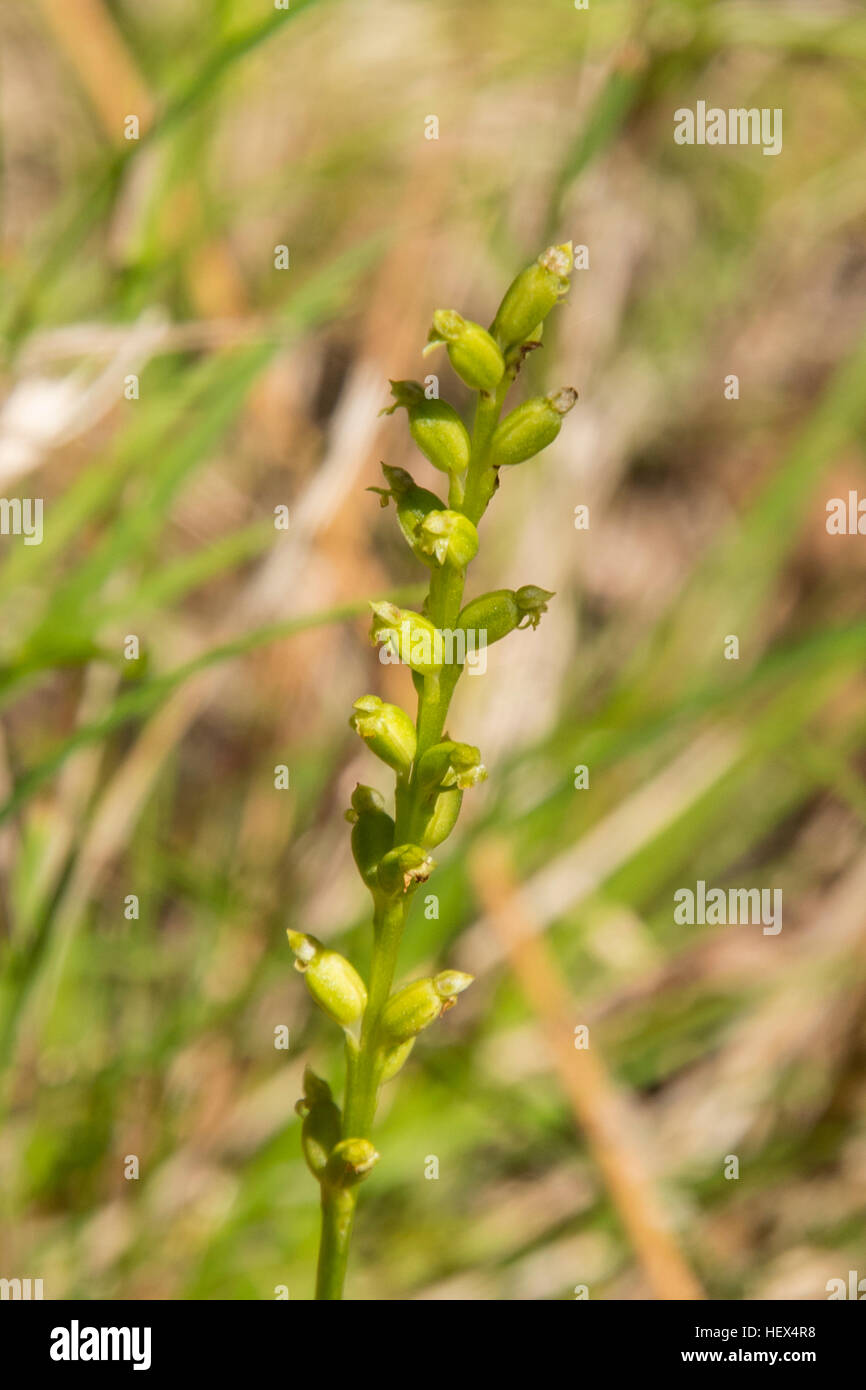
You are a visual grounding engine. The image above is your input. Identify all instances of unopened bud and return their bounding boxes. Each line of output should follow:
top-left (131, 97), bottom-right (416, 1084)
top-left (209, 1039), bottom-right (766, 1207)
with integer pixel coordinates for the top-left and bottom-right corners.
top-left (425, 310), bottom-right (505, 393)
top-left (377, 843), bottom-right (435, 896)
top-left (369, 601), bottom-right (443, 674)
top-left (370, 463), bottom-right (445, 566)
top-left (416, 510), bottom-right (479, 569)
top-left (287, 931), bottom-right (367, 1031)
top-left (381, 380), bottom-right (471, 475)
top-left (345, 784), bottom-right (395, 890)
top-left (379, 970), bottom-right (474, 1045)
top-left (490, 389), bottom-right (577, 467)
top-left (490, 243), bottom-right (573, 350)
top-left (457, 586), bottom-right (554, 646)
top-left (295, 1067), bottom-right (342, 1181)
top-left (325, 1137), bottom-right (380, 1188)
top-left (350, 695), bottom-right (417, 775)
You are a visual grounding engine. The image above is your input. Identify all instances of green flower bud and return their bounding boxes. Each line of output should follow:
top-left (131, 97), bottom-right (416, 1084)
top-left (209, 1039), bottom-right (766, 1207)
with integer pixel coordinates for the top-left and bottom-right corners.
top-left (490, 388), bottom-right (578, 467)
top-left (419, 785), bottom-right (462, 848)
top-left (370, 463), bottom-right (445, 567)
top-left (324, 1138), bottom-right (380, 1188)
top-left (425, 310), bottom-right (505, 393)
top-left (490, 243), bottom-right (573, 350)
top-left (345, 784), bottom-right (395, 890)
top-left (369, 601), bottom-right (443, 674)
top-left (378, 1036), bottom-right (416, 1084)
top-left (295, 1067), bottom-right (342, 1182)
top-left (377, 843), bottom-right (435, 896)
top-left (349, 695), bottom-right (417, 775)
top-left (379, 970), bottom-right (474, 1045)
top-left (414, 745), bottom-right (485, 848)
top-left (287, 931), bottom-right (368, 1031)
top-left (415, 740), bottom-right (487, 792)
top-left (416, 510), bottom-right (479, 569)
top-left (381, 380), bottom-right (470, 475)
top-left (457, 585), bottom-right (555, 645)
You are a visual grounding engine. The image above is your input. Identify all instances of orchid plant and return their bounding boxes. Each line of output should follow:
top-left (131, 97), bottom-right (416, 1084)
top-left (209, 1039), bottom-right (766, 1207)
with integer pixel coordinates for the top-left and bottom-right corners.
top-left (288, 244), bottom-right (577, 1298)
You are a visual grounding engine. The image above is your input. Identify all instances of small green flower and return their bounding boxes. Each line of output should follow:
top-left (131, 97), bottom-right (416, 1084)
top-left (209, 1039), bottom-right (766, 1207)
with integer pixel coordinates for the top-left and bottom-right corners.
top-left (415, 740), bottom-right (487, 792)
top-left (490, 242), bottom-right (573, 350)
top-left (425, 310), bottom-right (505, 392)
top-left (379, 970), bottom-right (474, 1045)
top-left (457, 585), bottom-right (555, 646)
top-left (416, 509), bottom-right (479, 569)
top-left (377, 843), bottom-right (435, 896)
top-left (512, 584), bottom-right (557, 628)
top-left (287, 931), bottom-right (368, 1031)
top-left (324, 1138), bottom-right (380, 1188)
top-left (369, 600), bottom-right (442, 674)
top-left (381, 380), bottom-right (470, 475)
top-left (369, 464), bottom-right (445, 566)
top-left (490, 388), bottom-right (578, 467)
top-left (350, 695), bottom-right (417, 775)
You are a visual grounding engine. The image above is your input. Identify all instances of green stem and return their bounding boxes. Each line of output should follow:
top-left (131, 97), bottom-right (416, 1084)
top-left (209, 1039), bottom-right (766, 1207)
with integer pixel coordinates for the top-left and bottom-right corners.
top-left (313, 367), bottom-right (514, 1299)
top-left (462, 377), bottom-right (511, 523)
top-left (428, 565), bottom-right (465, 631)
top-left (315, 1185), bottom-right (357, 1300)
top-left (316, 900), bottom-right (406, 1301)
top-left (344, 898), bottom-right (406, 1137)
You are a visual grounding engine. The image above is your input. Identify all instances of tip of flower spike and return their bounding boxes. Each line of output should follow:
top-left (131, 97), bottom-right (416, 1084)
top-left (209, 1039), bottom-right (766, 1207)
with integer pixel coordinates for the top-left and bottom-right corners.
top-left (540, 242), bottom-right (573, 277)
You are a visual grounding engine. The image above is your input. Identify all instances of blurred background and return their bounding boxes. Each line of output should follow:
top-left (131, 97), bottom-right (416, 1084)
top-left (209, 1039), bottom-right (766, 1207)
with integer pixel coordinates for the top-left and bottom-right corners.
top-left (1, 0), bottom-right (866, 1301)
